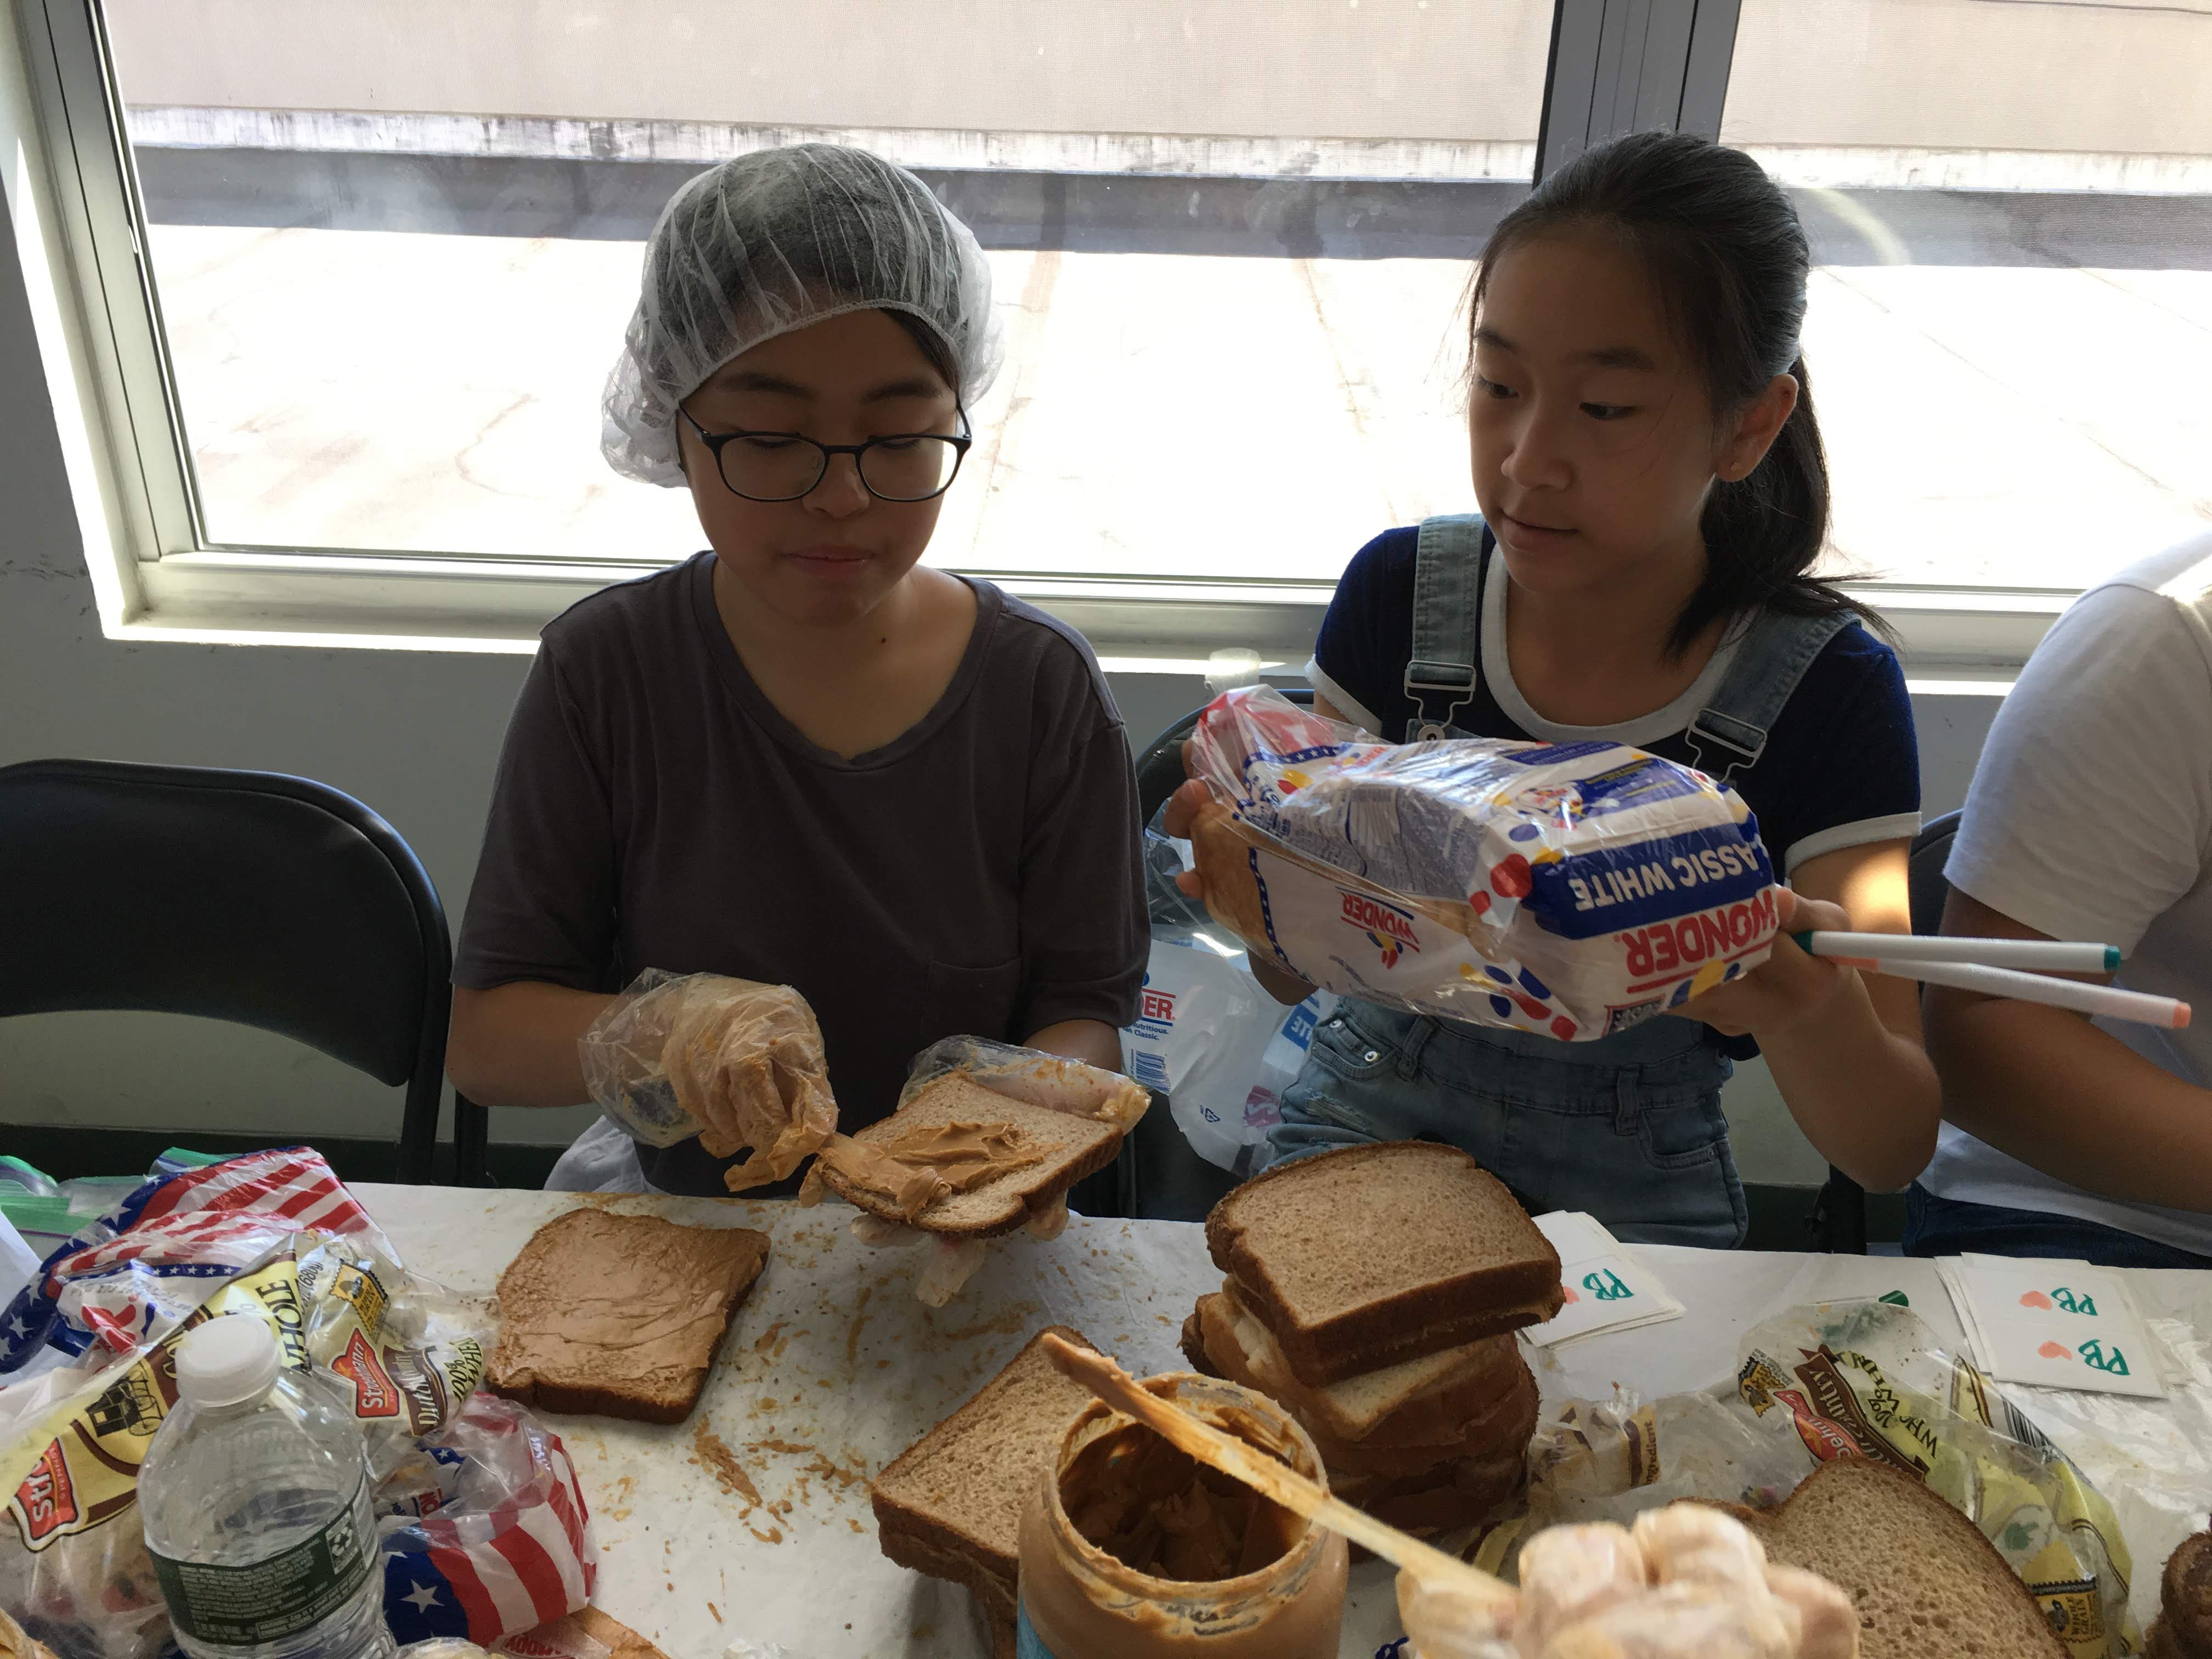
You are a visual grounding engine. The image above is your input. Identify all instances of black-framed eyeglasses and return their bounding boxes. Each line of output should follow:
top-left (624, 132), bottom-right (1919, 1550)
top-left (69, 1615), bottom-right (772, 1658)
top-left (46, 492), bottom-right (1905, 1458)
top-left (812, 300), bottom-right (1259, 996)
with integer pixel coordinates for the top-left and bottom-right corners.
top-left (678, 406), bottom-right (972, 503)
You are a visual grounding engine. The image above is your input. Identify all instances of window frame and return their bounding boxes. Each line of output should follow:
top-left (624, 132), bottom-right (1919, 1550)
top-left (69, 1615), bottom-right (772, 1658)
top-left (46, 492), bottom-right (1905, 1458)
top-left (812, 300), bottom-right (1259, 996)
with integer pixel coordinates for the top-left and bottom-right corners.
top-left (16, 0), bottom-right (2072, 678)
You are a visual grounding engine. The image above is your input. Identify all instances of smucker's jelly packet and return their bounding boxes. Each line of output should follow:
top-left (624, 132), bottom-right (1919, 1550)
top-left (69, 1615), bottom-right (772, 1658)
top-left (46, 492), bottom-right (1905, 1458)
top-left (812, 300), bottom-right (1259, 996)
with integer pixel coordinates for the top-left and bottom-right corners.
top-left (1185, 686), bottom-right (1780, 1041)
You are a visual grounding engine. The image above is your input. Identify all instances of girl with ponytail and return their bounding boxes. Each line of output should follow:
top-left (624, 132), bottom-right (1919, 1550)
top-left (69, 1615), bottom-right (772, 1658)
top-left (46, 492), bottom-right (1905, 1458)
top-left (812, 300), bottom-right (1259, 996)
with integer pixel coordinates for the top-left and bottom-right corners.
top-left (1172, 131), bottom-right (1938, 1246)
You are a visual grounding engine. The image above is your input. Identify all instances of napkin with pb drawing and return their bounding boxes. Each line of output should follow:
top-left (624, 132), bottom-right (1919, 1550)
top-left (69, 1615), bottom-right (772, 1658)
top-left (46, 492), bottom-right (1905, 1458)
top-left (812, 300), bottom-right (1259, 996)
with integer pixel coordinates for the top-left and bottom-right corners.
top-left (1523, 1210), bottom-right (1686, 1348)
top-left (1936, 1254), bottom-right (2165, 1398)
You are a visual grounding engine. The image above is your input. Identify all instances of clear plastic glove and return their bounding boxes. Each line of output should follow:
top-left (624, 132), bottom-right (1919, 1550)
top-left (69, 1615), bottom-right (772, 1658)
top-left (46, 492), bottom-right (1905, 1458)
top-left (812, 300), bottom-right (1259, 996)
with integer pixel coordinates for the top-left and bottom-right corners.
top-left (578, 969), bottom-right (837, 1192)
top-left (1397, 1508), bottom-right (1859, 1659)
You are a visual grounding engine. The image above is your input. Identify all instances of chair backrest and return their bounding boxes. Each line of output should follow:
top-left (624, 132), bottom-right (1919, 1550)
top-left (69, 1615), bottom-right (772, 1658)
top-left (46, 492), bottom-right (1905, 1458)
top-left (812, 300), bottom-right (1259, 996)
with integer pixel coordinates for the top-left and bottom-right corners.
top-left (0, 759), bottom-right (453, 1181)
top-left (1909, 809), bottom-right (1963, 938)
top-left (1134, 688), bottom-right (1313, 828)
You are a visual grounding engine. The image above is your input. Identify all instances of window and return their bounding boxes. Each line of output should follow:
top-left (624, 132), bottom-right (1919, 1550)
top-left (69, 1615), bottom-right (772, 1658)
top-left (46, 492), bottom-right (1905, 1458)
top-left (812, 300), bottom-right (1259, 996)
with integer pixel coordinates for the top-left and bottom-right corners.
top-left (21, 1), bottom-right (2199, 669)
top-left (1721, 0), bottom-right (2212, 595)
top-left (22, 0), bottom-right (1557, 656)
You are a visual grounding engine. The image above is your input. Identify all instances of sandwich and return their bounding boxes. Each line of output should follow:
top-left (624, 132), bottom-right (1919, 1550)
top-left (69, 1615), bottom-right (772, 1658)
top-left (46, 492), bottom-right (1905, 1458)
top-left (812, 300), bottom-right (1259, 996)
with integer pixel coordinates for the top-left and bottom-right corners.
top-left (1204, 1142), bottom-right (1564, 1384)
top-left (1181, 1142), bottom-right (1561, 1537)
top-left (871, 1325), bottom-right (1102, 1658)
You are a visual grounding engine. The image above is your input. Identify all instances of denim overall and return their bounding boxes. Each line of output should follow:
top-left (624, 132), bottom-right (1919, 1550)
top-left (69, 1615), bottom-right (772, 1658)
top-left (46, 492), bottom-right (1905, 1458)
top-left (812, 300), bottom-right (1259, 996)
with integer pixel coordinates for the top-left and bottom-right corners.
top-left (1269, 515), bottom-right (1853, 1248)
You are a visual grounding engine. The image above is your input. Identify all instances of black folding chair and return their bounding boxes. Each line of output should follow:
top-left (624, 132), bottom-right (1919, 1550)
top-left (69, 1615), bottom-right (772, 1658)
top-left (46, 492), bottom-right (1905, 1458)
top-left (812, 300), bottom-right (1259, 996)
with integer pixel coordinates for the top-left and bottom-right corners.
top-left (0, 759), bottom-right (454, 1183)
top-left (1805, 808), bottom-right (1962, 1253)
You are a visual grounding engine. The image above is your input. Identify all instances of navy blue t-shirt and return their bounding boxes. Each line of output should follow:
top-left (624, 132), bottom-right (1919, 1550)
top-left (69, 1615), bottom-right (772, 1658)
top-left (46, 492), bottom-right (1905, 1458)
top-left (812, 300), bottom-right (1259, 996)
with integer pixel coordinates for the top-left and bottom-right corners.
top-left (1310, 527), bottom-right (1921, 1051)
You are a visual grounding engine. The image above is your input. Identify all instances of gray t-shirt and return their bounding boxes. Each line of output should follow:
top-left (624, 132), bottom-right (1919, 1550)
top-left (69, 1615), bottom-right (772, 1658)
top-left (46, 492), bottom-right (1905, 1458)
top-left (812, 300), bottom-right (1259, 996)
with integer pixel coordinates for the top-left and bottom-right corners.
top-left (455, 552), bottom-right (1147, 1195)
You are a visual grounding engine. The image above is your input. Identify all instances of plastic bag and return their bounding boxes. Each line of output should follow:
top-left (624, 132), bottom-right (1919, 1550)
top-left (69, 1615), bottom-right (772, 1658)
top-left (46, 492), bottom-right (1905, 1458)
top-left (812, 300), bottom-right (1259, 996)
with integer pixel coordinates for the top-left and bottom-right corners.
top-left (1187, 686), bottom-right (1779, 1041)
top-left (1126, 824), bottom-right (1335, 1175)
top-left (0, 1152), bottom-right (224, 1265)
top-left (381, 1394), bottom-right (595, 1645)
top-left (578, 969), bottom-right (838, 1190)
top-left (0, 1150), bottom-right (487, 1659)
top-left (1485, 1298), bottom-right (2174, 1657)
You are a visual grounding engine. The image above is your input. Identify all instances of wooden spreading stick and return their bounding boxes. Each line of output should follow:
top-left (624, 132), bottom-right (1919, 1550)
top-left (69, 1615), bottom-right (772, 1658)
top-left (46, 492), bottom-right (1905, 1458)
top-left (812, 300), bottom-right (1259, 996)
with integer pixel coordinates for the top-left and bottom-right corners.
top-left (1039, 1333), bottom-right (1517, 1610)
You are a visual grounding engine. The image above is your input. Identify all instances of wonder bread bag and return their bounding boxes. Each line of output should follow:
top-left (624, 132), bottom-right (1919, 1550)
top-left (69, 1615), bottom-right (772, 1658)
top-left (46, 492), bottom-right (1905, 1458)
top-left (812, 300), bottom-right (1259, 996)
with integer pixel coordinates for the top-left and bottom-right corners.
top-left (1185, 685), bottom-right (1780, 1040)
top-left (0, 1149), bottom-right (484, 1659)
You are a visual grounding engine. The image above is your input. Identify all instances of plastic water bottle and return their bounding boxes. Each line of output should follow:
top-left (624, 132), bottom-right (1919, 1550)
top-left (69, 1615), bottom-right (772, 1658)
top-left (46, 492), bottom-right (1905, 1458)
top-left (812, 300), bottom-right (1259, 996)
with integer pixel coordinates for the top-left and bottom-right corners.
top-left (140, 1317), bottom-right (396, 1659)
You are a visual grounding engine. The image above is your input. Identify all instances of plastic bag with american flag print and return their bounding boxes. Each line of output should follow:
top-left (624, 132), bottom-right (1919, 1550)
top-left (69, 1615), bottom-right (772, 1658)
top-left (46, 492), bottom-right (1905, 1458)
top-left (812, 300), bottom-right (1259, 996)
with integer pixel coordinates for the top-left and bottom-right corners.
top-left (0, 1149), bottom-right (497, 1659)
top-left (380, 1393), bottom-right (594, 1645)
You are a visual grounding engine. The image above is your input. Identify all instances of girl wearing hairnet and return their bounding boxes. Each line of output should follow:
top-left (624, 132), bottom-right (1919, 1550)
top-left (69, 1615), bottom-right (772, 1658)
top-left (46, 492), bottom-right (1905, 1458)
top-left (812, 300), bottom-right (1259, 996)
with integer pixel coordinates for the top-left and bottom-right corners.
top-left (445, 145), bottom-right (1147, 1197)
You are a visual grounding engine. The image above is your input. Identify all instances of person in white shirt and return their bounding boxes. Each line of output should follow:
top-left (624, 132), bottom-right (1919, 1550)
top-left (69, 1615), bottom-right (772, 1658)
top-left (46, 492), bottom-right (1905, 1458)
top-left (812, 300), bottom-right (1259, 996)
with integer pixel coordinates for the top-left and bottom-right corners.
top-left (1910, 532), bottom-right (2212, 1268)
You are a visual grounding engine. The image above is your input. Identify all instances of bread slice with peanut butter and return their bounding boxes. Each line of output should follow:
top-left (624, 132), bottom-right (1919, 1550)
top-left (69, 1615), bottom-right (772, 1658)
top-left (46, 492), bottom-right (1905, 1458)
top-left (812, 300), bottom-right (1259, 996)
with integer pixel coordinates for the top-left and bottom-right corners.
top-left (484, 1207), bottom-right (769, 1424)
top-left (808, 1059), bottom-right (1147, 1239)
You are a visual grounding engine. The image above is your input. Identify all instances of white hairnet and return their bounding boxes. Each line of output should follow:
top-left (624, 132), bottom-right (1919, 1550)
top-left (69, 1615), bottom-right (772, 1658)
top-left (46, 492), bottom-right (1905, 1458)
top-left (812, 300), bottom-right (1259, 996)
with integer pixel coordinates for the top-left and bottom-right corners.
top-left (601, 143), bottom-right (1003, 487)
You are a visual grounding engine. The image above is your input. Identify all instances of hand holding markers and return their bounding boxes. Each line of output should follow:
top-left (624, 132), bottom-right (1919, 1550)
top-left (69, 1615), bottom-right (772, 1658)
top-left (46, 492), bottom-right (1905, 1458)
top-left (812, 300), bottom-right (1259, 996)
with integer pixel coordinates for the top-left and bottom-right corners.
top-left (1795, 930), bottom-right (2190, 1030)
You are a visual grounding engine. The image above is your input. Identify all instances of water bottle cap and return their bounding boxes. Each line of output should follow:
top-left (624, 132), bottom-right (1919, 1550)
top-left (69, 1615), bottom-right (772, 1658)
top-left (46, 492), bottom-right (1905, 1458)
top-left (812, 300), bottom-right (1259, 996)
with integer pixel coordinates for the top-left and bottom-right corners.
top-left (174, 1316), bottom-right (282, 1408)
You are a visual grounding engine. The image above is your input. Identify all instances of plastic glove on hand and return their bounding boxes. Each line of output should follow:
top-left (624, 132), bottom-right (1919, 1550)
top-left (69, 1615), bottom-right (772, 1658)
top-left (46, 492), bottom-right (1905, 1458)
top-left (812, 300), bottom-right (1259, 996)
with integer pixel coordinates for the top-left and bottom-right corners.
top-left (577, 969), bottom-right (837, 1187)
top-left (1398, 1509), bottom-right (1858, 1659)
top-left (656, 978), bottom-right (837, 1188)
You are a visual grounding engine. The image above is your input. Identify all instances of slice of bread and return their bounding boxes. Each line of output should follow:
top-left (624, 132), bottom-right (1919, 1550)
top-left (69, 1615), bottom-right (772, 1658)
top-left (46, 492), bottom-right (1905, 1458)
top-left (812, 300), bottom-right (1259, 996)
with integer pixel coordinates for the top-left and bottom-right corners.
top-left (816, 1077), bottom-right (1127, 1238)
top-left (1206, 1143), bottom-right (1563, 1386)
top-left (486, 1209), bottom-right (769, 1425)
top-left (2164, 1531), bottom-right (2212, 1657)
top-left (0, 1606), bottom-right (60, 1659)
top-left (1198, 1284), bottom-right (1527, 1445)
top-left (871, 1324), bottom-right (1099, 1606)
top-left (1701, 1457), bottom-right (2066, 1659)
top-left (517, 1608), bottom-right (672, 1659)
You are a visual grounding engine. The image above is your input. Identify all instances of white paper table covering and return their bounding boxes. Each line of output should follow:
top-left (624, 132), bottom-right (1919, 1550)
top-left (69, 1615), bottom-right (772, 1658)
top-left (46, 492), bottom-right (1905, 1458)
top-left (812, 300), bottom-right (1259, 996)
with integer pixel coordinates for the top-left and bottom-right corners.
top-left (354, 1185), bottom-right (2212, 1657)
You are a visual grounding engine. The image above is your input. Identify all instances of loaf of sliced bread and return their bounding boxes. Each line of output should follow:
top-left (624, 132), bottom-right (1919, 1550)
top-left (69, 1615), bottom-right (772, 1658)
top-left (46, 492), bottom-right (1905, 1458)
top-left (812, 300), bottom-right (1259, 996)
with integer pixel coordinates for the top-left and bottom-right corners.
top-left (486, 1208), bottom-right (769, 1424)
top-left (1206, 1143), bottom-right (1562, 1386)
top-left (815, 1077), bottom-right (1127, 1238)
top-left (1197, 1284), bottom-right (1527, 1445)
top-left (871, 1324), bottom-right (1099, 1615)
top-left (1702, 1457), bottom-right (2066, 1659)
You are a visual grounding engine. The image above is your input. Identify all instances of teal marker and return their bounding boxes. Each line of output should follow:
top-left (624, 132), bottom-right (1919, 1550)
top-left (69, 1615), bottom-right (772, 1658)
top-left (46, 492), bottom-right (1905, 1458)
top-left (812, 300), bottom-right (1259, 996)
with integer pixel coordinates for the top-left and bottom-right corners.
top-left (1792, 930), bottom-right (2119, 975)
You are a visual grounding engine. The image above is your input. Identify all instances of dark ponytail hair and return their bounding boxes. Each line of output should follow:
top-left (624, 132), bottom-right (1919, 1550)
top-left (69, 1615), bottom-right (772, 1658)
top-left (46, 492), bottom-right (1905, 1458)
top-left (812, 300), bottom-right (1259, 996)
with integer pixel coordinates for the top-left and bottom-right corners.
top-left (1471, 130), bottom-right (1879, 653)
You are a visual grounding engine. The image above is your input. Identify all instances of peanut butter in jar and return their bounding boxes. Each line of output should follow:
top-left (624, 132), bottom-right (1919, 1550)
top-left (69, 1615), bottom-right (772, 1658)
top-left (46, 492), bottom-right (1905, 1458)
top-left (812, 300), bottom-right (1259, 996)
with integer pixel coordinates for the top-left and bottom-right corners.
top-left (1014, 1372), bottom-right (1349, 1658)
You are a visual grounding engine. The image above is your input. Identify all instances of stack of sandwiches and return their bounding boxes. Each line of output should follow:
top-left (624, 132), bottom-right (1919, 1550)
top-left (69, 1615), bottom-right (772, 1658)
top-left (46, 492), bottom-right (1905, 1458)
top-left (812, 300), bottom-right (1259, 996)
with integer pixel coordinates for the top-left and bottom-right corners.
top-left (1180, 1142), bottom-right (1563, 1536)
